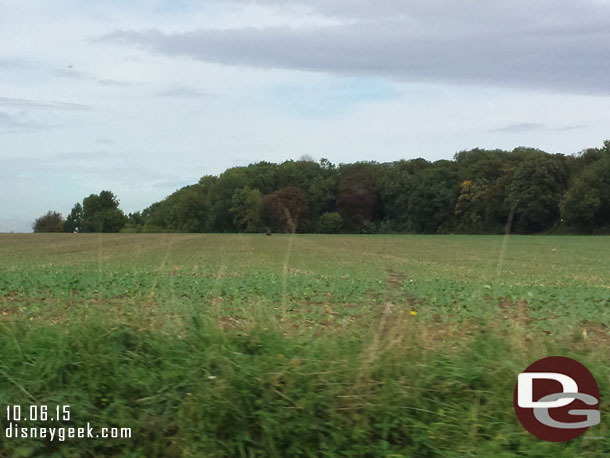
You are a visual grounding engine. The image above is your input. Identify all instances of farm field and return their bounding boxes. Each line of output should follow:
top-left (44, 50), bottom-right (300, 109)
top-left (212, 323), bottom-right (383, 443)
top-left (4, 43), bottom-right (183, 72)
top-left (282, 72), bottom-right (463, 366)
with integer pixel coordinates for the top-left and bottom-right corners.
top-left (0, 234), bottom-right (609, 457)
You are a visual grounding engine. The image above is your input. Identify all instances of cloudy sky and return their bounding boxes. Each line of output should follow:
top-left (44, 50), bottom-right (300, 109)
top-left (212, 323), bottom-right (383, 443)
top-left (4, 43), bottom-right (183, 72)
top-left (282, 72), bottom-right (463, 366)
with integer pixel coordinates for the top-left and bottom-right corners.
top-left (2, 0), bottom-right (610, 232)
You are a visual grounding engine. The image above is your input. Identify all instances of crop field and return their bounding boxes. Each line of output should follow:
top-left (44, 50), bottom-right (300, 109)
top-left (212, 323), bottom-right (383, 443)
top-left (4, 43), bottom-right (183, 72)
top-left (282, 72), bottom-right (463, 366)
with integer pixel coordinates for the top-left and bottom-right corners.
top-left (0, 234), bottom-right (609, 457)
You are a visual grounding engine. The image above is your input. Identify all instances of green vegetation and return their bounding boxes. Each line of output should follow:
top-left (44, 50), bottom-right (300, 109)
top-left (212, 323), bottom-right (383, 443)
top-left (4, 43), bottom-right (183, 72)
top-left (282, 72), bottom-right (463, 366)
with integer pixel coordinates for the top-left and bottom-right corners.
top-left (32, 212), bottom-right (63, 233)
top-left (33, 139), bottom-right (610, 235)
top-left (0, 234), bottom-right (609, 456)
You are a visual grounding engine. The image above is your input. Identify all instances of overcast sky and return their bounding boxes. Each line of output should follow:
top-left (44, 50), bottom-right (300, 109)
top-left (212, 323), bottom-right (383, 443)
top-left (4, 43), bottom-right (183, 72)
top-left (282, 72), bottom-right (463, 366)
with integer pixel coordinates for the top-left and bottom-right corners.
top-left (2, 0), bottom-right (610, 232)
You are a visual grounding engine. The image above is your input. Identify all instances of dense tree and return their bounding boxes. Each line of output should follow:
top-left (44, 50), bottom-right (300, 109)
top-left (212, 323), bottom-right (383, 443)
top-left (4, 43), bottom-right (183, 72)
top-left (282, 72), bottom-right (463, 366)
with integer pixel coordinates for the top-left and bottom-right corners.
top-left (506, 153), bottom-right (569, 233)
top-left (561, 176), bottom-right (602, 229)
top-left (277, 160), bottom-right (322, 191)
top-left (243, 162), bottom-right (278, 194)
top-left (33, 211), bottom-right (64, 233)
top-left (63, 203), bottom-right (82, 233)
top-left (561, 150), bottom-right (610, 230)
top-left (376, 159), bottom-right (429, 231)
top-left (230, 187), bottom-right (263, 232)
top-left (170, 185), bottom-right (209, 232)
top-left (302, 159), bottom-right (338, 231)
top-left (407, 161), bottom-right (458, 233)
top-left (81, 191), bottom-right (126, 233)
top-left (454, 149), bottom-right (511, 232)
top-left (336, 164), bottom-right (380, 231)
top-left (208, 168), bottom-right (249, 232)
top-left (454, 179), bottom-right (486, 231)
top-left (136, 184), bottom-right (210, 233)
top-left (88, 138), bottom-right (610, 235)
top-left (261, 187), bottom-right (308, 233)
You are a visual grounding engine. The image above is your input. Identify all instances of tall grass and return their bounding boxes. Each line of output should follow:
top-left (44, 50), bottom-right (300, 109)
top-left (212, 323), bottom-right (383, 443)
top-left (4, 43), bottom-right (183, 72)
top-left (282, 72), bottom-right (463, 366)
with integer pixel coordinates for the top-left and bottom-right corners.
top-left (0, 314), bottom-right (607, 457)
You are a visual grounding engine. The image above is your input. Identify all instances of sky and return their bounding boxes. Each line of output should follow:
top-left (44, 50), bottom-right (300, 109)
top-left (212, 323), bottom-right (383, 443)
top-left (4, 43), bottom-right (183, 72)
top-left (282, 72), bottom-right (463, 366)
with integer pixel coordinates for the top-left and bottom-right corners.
top-left (2, 0), bottom-right (610, 232)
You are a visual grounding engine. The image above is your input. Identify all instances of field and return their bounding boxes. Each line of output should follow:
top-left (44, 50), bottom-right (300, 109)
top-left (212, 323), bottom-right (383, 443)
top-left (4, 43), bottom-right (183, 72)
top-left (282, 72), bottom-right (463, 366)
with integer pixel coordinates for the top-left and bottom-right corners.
top-left (0, 234), bottom-right (609, 457)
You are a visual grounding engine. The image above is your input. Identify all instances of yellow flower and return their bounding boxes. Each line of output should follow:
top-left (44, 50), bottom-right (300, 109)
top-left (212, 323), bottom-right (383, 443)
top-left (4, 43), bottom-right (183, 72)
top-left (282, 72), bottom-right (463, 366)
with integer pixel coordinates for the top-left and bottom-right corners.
top-left (409, 310), bottom-right (417, 316)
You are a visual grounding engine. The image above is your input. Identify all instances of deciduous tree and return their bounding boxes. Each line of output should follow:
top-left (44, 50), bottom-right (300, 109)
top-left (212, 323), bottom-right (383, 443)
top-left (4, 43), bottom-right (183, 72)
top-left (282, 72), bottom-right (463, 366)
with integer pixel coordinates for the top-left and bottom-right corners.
top-left (33, 211), bottom-right (64, 233)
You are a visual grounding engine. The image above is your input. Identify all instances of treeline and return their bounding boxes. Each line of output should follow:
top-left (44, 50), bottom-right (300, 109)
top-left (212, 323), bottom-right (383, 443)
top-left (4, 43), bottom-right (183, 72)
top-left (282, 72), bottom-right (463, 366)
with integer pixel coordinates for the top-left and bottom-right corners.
top-left (34, 141), bottom-right (610, 234)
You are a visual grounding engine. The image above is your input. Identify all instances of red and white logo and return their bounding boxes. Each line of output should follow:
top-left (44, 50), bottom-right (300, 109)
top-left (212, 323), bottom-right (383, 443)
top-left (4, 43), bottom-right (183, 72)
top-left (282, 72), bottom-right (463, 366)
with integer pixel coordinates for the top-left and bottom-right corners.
top-left (513, 356), bottom-right (600, 441)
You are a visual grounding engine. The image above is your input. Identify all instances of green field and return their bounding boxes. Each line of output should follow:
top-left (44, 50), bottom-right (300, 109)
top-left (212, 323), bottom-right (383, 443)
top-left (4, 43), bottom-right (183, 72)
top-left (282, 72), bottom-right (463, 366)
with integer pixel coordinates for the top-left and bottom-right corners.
top-left (0, 234), bottom-right (609, 457)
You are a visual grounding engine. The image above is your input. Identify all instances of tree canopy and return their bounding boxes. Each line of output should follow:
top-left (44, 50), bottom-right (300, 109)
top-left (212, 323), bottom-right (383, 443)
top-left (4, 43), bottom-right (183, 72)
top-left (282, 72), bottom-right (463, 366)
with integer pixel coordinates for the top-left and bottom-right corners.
top-left (33, 211), bottom-right (64, 233)
top-left (36, 139), bottom-right (610, 234)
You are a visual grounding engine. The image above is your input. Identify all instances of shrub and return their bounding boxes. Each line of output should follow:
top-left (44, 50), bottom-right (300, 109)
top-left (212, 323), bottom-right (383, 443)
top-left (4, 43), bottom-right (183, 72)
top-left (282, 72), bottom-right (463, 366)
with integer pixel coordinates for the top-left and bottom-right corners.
top-left (318, 212), bottom-right (343, 233)
top-left (32, 211), bottom-right (64, 233)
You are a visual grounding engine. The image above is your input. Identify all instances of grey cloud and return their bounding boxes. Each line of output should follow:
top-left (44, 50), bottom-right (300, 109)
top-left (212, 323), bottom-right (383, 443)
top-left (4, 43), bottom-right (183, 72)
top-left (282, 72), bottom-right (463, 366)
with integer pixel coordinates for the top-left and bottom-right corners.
top-left (553, 124), bottom-right (586, 132)
top-left (492, 123), bottom-right (586, 133)
top-left (0, 58), bottom-right (136, 87)
top-left (0, 112), bottom-right (47, 132)
top-left (492, 123), bottom-right (545, 133)
top-left (3, 151), bottom-right (203, 183)
top-left (101, 0), bottom-right (610, 95)
top-left (0, 96), bottom-right (90, 111)
top-left (95, 78), bottom-right (137, 86)
top-left (248, 0), bottom-right (610, 24)
top-left (1, 152), bottom-right (178, 183)
top-left (156, 85), bottom-right (209, 98)
top-left (52, 66), bottom-right (137, 87)
top-left (0, 58), bottom-right (35, 71)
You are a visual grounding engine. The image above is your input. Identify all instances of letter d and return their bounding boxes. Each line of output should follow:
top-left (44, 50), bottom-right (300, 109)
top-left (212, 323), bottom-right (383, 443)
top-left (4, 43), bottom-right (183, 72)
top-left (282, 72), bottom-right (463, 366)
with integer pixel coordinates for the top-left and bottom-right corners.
top-left (518, 372), bottom-right (578, 408)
